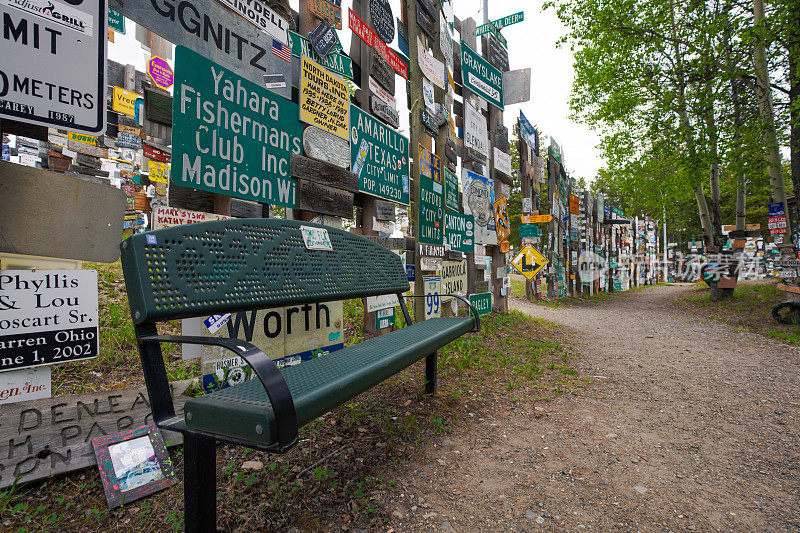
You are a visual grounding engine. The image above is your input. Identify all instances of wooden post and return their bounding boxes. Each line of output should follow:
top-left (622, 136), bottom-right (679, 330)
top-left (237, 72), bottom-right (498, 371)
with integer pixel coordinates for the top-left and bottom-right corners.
top-left (460, 17), bottom-right (479, 302)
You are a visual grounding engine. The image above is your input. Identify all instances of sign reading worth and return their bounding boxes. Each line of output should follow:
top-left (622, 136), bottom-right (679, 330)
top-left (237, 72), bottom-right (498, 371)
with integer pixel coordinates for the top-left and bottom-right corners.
top-left (349, 8), bottom-right (408, 79)
top-left (171, 46), bottom-right (301, 207)
top-left (461, 41), bottom-right (504, 110)
top-left (0, 0), bottom-right (106, 133)
top-left (350, 105), bottom-right (409, 204)
top-left (300, 55), bottom-right (350, 141)
top-left (444, 211), bottom-right (474, 253)
top-left (148, 56), bottom-right (174, 90)
top-left (0, 270), bottom-right (98, 372)
top-left (419, 174), bottom-right (444, 245)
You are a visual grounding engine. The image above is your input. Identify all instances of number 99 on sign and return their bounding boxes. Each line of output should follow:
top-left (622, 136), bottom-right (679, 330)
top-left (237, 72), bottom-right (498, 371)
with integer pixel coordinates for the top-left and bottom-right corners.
top-left (423, 275), bottom-right (441, 319)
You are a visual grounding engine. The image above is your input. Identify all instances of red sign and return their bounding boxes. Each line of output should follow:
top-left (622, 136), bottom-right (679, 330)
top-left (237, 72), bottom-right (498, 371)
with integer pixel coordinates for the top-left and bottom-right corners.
top-left (143, 143), bottom-right (171, 163)
top-left (348, 9), bottom-right (408, 79)
top-left (768, 215), bottom-right (788, 234)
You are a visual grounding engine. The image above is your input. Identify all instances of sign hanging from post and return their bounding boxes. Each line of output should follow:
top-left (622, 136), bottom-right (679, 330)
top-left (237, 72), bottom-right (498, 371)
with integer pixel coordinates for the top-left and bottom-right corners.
top-left (300, 55), bottom-right (350, 140)
top-left (0, 0), bottom-right (107, 133)
top-left (170, 46), bottom-right (301, 207)
top-left (469, 292), bottom-right (492, 316)
top-left (461, 41), bottom-right (504, 110)
top-left (148, 56), bottom-right (174, 90)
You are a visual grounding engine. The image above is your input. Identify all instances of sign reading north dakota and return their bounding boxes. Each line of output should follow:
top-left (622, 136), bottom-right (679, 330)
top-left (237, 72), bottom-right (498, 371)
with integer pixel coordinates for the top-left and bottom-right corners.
top-left (171, 46), bottom-right (301, 207)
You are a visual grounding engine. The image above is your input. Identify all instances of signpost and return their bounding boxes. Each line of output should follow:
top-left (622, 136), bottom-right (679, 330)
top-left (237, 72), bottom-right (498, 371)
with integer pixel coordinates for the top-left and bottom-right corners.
top-left (476, 11), bottom-right (525, 35)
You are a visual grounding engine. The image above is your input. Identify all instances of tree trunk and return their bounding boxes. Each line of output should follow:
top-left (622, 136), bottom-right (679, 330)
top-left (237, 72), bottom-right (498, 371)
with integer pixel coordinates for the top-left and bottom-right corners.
top-left (695, 183), bottom-right (714, 245)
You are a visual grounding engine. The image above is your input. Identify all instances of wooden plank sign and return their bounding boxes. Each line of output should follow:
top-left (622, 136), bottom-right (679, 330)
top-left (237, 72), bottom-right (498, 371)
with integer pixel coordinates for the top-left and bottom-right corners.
top-left (415, 3), bottom-right (436, 40)
top-left (371, 49), bottom-right (396, 94)
top-left (0, 381), bottom-right (192, 488)
top-left (297, 180), bottom-right (354, 218)
top-left (291, 154), bottom-right (358, 191)
top-left (308, 0), bottom-right (342, 29)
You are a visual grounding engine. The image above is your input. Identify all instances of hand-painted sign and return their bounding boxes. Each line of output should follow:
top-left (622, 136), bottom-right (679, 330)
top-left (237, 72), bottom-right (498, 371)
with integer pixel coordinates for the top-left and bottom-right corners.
top-left (462, 169), bottom-right (496, 245)
top-left (349, 8), bottom-right (408, 79)
top-left (152, 206), bottom-right (231, 229)
top-left (287, 30), bottom-right (353, 80)
top-left (1, 0), bottom-right (106, 133)
top-left (464, 100), bottom-right (489, 158)
top-left (218, 0), bottom-right (289, 43)
top-left (461, 41), bottom-right (504, 110)
top-left (117, 127), bottom-right (142, 150)
top-left (444, 167), bottom-right (460, 211)
top-left (476, 11), bottom-right (524, 35)
top-left (147, 161), bottom-right (170, 184)
top-left (444, 211), bottom-right (474, 253)
top-left (419, 174), bottom-right (444, 245)
top-left (308, 0), bottom-right (341, 29)
top-left (420, 108), bottom-right (439, 136)
top-left (494, 196), bottom-right (511, 242)
top-left (0, 270), bottom-right (98, 371)
top-left (171, 46), bottom-right (301, 207)
top-left (469, 292), bottom-right (492, 315)
top-left (301, 55), bottom-right (350, 140)
top-left (423, 275), bottom-right (441, 319)
top-left (148, 56), bottom-right (174, 90)
top-left (510, 245), bottom-right (548, 280)
top-left (369, 0), bottom-right (395, 44)
top-left (440, 11), bottom-right (454, 72)
top-left (494, 148), bottom-right (512, 176)
top-left (350, 105), bottom-right (409, 204)
top-left (418, 143), bottom-right (441, 184)
top-left (418, 38), bottom-right (445, 89)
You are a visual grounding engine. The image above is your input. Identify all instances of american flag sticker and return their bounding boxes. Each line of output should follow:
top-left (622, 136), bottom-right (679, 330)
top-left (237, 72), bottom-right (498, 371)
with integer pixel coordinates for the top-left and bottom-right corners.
top-left (273, 39), bottom-right (291, 62)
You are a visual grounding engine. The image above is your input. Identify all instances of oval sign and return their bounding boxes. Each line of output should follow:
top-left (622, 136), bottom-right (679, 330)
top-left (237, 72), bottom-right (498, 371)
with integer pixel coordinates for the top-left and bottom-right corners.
top-left (303, 125), bottom-right (350, 169)
top-left (369, 0), bottom-right (395, 44)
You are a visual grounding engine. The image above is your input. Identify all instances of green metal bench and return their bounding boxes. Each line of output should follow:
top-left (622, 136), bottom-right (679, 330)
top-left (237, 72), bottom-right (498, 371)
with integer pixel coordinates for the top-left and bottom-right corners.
top-left (119, 218), bottom-right (479, 532)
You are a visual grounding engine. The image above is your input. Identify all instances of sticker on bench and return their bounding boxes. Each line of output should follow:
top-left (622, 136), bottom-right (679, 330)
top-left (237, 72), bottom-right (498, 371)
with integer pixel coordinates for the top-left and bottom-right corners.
top-left (301, 226), bottom-right (334, 251)
top-left (203, 314), bottom-right (230, 334)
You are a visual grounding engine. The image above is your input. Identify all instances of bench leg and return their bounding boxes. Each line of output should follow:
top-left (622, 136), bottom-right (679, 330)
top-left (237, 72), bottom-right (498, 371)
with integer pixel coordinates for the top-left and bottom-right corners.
top-left (425, 351), bottom-right (438, 394)
top-left (183, 434), bottom-right (217, 533)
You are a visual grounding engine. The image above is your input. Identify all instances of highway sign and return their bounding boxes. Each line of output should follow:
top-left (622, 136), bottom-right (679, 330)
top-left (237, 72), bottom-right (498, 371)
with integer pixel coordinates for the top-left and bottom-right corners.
top-left (510, 245), bottom-right (548, 280)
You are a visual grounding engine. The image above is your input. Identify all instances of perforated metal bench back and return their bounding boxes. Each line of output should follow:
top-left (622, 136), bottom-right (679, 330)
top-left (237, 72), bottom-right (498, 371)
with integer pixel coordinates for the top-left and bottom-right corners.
top-left (120, 219), bottom-right (409, 324)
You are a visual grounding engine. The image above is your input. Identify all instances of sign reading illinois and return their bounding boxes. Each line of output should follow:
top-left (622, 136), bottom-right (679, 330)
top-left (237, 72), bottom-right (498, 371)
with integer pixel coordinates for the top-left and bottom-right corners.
top-left (171, 46), bottom-right (301, 207)
top-left (461, 41), bottom-right (504, 110)
top-left (350, 105), bottom-right (409, 205)
top-left (300, 55), bottom-right (350, 140)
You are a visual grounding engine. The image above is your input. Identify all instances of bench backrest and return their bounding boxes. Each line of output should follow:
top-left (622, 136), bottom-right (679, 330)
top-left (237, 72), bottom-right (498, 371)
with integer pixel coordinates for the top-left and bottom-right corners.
top-left (120, 218), bottom-right (409, 324)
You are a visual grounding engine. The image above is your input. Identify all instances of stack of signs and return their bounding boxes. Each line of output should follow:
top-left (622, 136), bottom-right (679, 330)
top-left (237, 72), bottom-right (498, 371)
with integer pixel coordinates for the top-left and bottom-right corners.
top-left (462, 169), bottom-right (497, 245)
top-left (170, 46), bottom-right (301, 207)
top-left (768, 202), bottom-right (787, 235)
top-left (350, 105), bottom-right (409, 205)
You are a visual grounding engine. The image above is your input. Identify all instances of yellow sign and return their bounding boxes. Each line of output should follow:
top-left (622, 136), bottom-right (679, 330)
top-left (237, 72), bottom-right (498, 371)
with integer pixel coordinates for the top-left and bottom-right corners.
top-left (521, 214), bottom-right (552, 224)
top-left (148, 161), bottom-right (170, 183)
top-left (67, 132), bottom-right (100, 146)
top-left (112, 86), bottom-right (142, 117)
top-left (510, 245), bottom-right (548, 280)
top-left (300, 55), bottom-right (350, 140)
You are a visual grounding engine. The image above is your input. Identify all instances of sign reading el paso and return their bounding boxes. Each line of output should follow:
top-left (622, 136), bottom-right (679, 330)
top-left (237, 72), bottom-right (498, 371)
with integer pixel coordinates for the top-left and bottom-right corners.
top-left (171, 46), bottom-right (301, 207)
top-left (461, 41), bottom-right (504, 110)
top-left (350, 105), bottom-right (409, 205)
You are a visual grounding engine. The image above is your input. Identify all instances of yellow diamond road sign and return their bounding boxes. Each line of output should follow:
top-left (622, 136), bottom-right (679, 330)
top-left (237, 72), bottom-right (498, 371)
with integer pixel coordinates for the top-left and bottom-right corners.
top-left (511, 245), bottom-right (548, 280)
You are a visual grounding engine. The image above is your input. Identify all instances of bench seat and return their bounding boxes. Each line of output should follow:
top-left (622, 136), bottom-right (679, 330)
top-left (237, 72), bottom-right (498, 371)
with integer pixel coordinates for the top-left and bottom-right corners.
top-left (183, 316), bottom-right (475, 447)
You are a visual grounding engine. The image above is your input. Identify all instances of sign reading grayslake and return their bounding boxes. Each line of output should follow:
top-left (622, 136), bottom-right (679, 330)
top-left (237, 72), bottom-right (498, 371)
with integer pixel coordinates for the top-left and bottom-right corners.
top-left (0, 270), bottom-right (98, 371)
top-left (171, 46), bottom-right (301, 207)
top-left (350, 105), bottom-right (409, 204)
top-left (461, 41), bottom-right (504, 110)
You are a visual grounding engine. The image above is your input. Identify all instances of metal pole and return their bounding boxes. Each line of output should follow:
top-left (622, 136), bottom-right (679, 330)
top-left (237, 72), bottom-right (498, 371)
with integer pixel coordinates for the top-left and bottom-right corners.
top-left (663, 206), bottom-right (668, 281)
top-left (482, 0), bottom-right (489, 23)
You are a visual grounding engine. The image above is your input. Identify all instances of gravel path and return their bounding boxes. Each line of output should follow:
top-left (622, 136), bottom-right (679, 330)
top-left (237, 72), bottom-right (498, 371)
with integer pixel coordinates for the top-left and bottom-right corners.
top-left (390, 284), bottom-right (800, 531)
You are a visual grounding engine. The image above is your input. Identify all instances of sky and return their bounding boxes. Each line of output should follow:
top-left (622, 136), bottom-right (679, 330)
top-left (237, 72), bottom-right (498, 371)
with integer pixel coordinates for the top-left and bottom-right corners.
top-left (107, 0), bottom-right (605, 182)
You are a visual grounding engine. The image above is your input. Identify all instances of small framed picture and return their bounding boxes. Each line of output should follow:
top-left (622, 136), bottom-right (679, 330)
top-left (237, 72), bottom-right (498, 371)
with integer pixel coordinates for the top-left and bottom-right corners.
top-left (92, 424), bottom-right (178, 508)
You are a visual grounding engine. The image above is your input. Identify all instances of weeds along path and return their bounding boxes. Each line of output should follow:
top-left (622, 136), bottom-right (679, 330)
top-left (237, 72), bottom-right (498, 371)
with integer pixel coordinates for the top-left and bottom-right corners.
top-left (390, 284), bottom-right (800, 532)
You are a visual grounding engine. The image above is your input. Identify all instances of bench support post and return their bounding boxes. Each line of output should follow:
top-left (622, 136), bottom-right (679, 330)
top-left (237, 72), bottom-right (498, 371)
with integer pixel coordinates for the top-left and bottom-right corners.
top-left (425, 351), bottom-right (438, 394)
top-left (183, 433), bottom-right (217, 533)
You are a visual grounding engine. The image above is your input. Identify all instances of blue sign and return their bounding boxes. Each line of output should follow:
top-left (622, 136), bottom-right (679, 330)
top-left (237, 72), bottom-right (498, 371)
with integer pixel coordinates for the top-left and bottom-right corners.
top-left (519, 110), bottom-right (539, 156)
top-left (406, 264), bottom-right (415, 282)
top-left (769, 202), bottom-right (785, 216)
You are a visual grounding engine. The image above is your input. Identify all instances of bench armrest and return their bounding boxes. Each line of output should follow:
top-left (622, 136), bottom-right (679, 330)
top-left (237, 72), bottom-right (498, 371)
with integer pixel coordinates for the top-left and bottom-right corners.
top-left (399, 293), bottom-right (481, 332)
top-left (138, 334), bottom-right (299, 453)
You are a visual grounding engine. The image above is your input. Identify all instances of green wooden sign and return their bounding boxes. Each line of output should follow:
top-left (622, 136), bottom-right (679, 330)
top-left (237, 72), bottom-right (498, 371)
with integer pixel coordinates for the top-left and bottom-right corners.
top-left (444, 211), bottom-right (474, 253)
top-left (350, 105), bottom-right (409, 205)
top-left (519, 223), bottom-right (539, 238)
top-left (108, 9), bottom-right (125, 33)
top-left (419, 174), bottom-right (443, 245)
top-left (476, 11), bottom-right (524, 36)
top-left (287, 30), bottom-right (353, 81)
top-left (171, 46), bottom-right (302, 207)
top-left (444, 167), bottom-right (459, 211)
top-left (469, 292), bottom-right (492, 315)
top-left (461, 41), bottom-right (504, 110)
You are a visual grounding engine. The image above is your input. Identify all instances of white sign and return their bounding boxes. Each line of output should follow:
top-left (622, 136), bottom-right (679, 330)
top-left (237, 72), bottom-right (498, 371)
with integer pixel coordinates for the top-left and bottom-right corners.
top-left (522, 197), bottom-right (532, 213)
top-left (494, 147), bottom-right (512, 176)
top-left (0, 0), bottom-right (106, 133)
top-left (423, 275), bottom-right (441, 319)
top-left (420, 257), bottom-right (443, 271)
top-left (372, 218), bottom-right (394, 234)
top-left (0, 366), bottom-right (51, 405)
top-left (417, 37), bottom-right (445, 88)
top-left (464, 100), bottom-right (489, 157)
top-left (422, 78), bottom-right (436, 114)
top-left (301, 226), bottom-right (333, 251)
top-left (369, 77), bottom-right (396, 108)
top-left (0, 270), bottom-right (99, 371)
top-left (203, 314), bottom-right (231, 335)
top-left (439, 11), bottom-right (453, 72)
top-left (152, 206), bottom-right (232, 229)
top-left (218, 0), bottom-right (289, 43)
top-left (366, 293), bottom-right (399, 313)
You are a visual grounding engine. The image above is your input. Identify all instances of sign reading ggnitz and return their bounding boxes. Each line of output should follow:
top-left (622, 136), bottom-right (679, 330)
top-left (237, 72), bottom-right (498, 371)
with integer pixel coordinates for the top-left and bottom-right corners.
top-left (171, 46), bottom-right (301, 207)
top-left (0, 271), bottom-right (99, 371)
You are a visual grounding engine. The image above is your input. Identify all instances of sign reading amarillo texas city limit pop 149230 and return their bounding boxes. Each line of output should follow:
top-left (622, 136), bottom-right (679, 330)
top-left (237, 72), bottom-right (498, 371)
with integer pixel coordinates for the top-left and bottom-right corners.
top-left (461, 41), bottom-right (504, 110)
top-left (171, 46), bottom-right (301, 207)
top-left (350, 105), bottom-right (409, 205)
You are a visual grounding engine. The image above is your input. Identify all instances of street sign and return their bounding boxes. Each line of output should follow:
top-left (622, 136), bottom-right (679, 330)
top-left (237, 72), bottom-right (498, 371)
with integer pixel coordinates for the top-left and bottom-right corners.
top-left (444, 211), bottom-right (474, 253)
top-left (462, 169), bottom-right (496, 245)
top-left (476, 11), bottom-right (524, 34)
top-left (350, 105), bottom-right (410, 204)
top-left (518, 224), bottom-right (539, 238)
top-left (440, 260), bottom-right (467, 302)
top-left (522, 214), bottom-right (552, 224)
top-left (1, 0), bottom-right (107, 133)
top-left (469, 292), bottom-right (492, 316)
top-left (510, 245), bottom-right (548, 280)
top-left (108, 9), bottom-right (125, 33)
top-left (369, 0), bottom-right (395, 44)
top-left (300, 55), bottom-right (350, 140)
top-left (419, 175), bottom-right (444, 245)
top-left (171, 46), bottom-right (301, 207)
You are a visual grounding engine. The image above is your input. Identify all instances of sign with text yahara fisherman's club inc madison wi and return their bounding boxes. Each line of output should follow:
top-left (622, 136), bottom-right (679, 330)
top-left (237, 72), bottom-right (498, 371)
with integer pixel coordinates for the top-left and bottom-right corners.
top-left (171, 46), bottom-right (301, 207)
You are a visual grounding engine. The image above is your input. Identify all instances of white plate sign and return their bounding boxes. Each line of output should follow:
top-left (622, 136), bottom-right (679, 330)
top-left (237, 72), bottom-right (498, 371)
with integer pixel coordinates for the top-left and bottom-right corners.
top-left (301, 226), bottom-right (333, 251)
top-left (366, 293), bottom-right (399, 313)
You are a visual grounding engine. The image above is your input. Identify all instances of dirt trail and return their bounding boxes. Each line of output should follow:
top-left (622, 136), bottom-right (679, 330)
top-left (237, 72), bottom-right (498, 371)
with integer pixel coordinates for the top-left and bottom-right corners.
top-left (388, 284), bottom-right (800, 531)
